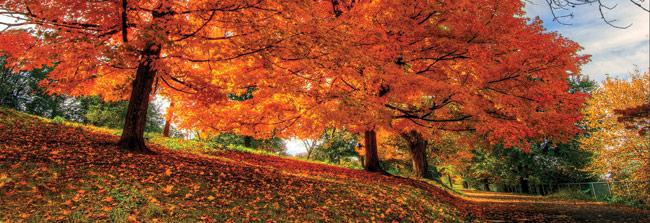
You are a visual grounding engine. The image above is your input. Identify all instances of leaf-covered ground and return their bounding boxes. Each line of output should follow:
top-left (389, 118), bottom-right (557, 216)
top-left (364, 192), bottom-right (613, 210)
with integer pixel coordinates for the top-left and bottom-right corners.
top-left (464, 190), bottom-right (650, 222)
top-left (0, 108), bottom-right (475, 222)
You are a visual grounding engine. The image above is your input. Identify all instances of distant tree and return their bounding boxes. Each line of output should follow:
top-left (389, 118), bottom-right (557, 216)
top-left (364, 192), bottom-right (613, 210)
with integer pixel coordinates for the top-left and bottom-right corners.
top-left (312, 129), bottom-right (360, 165)
top-left (466, 140), bottom-right (594, 193)
top-left (210, 133), bottom-right (287, 155)
top-left (0, 57), bottom-right (65, 118)
top-left (568, 75), bottom-right (598, 94)
top-left (80, 96), bottom-right (163, 133)
top-left (301, 139), bottom-right (320, 160)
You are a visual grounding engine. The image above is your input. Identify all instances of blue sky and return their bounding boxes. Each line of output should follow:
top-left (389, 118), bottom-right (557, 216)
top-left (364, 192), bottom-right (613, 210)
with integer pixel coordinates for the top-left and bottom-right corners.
top-left (524, 1), bottom-right (649, 82)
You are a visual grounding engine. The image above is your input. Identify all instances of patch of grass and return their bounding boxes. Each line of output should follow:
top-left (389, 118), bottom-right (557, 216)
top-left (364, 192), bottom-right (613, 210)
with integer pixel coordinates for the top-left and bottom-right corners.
top-left (107, 184), bottom-right (147, 222)
top-left (607, 195), bottom-right (648, 209)
top-left (147, 133), bottom-right (221, 154)
top-left (546, 188), bottom-right (594, 200)
top-left (69, 209), bottom-right (90, 222)
top-left (142, 202), bottom-right (164, 219)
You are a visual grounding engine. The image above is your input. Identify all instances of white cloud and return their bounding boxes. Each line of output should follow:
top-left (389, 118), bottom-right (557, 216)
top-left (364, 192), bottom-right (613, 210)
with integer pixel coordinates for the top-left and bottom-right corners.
top-left (525, 1), bottom-right (649, 82)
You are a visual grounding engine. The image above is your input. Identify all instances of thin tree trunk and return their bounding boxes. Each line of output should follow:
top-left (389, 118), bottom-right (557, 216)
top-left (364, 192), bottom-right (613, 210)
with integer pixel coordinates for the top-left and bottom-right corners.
top-left (363, 130), bottom-right (384, 173)
top-left (118, 44), bottom-right (160, 153)
top-left (401, 130), bottom-right (433, 179)
top-left (520, 176), bottom-right (530, 194)
top-left (302, 140), bottom-right (315, 160)
top-left (162, 118), bottom-right (171, 137)
top-left (162, 101), bottom-right (173, 137)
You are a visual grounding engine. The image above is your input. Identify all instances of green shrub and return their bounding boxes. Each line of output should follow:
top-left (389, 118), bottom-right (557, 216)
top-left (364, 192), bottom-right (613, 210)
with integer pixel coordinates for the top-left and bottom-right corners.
top-left (52, 116), bottom-right (66, 123)
top-left (608, 195), bottom-right (648, 209)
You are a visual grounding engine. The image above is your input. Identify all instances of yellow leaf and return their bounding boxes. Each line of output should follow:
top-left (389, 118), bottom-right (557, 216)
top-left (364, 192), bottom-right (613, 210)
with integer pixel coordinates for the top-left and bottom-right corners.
top-left (164, 168), bottom-right (172, 176)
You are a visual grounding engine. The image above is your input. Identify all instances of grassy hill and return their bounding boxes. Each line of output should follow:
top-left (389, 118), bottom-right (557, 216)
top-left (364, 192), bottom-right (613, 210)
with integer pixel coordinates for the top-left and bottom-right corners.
top-left (0, 107), bottom-right (475, 222)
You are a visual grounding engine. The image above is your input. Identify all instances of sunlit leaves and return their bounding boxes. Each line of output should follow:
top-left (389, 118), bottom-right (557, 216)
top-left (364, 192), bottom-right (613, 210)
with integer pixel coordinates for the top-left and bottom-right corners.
top-left (580, 71), bottom-right (649, 201)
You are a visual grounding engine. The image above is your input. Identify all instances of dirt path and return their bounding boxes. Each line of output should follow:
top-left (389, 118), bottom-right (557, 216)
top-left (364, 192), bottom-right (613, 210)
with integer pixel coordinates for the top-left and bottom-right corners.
top-left (463, 190), bottom-right (650, 222)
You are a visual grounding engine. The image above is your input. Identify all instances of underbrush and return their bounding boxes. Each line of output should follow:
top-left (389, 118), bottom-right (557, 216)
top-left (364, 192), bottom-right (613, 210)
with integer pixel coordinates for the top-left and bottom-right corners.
top-left (607, 195), bottom-right (649, 209)
top-left (547, 188), bottom-right (649, 209)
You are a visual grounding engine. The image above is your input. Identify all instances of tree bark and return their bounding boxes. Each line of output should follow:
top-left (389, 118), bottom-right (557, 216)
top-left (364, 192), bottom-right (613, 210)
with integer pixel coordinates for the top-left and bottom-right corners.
top-left (162, 118), bottom-right (171, 137)
top-left (363, 130), bottom-right (384, 173)
top-left (162, 101), bottom-right (173, 137)
top-left (118, 44), bottom-right (160, 153)
top-left (401, 130), bottom-right (434, 179)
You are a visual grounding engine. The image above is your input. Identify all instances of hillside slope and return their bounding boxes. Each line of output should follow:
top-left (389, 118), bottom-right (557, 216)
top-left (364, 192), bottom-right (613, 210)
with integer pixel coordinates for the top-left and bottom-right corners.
top-left (0, 108), bottom-right (475, 222)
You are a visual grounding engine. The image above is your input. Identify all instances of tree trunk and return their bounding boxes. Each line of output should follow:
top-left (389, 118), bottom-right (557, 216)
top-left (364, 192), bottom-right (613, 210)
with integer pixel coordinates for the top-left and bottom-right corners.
top-left (483, 179), bottom-right (490, 191)
top-left (302, 140), bottom-right (315, 160)
top-left (162, 118), bottom-right (171, 137)
top-left (243, 136), bottom-right (253, 148)
top-left (447, 174), bottom-right (453, 188)
top-left (162, 101), bottom-right (173, 137)
top-left (520, 176), bottom-right (530, 194)
top-left (401, 130), bottom-right (434, 179)
top-left (118, 44), bottom-right (160, 153)
top-left (363, 130), bottom-right (384, 173)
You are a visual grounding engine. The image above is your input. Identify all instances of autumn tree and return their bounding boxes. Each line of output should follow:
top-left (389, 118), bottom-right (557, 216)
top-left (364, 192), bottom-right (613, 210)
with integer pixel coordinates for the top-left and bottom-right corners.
top-left (301, 139), bottom-right (319, 160)
top-left (315, 0), bottom-right (588, 175)
top-left (167, 0), bottom-right (589, 177)
top-left (0, 0), bottom-right (326, 153)
top-left (581, 71), bottom-right (650, 204)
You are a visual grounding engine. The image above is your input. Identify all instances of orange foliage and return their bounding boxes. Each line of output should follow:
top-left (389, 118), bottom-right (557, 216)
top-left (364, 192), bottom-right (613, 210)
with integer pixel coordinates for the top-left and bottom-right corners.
top-left (0, 0), bottom-right (587, 150)
top-left (181, 0), bottom-right (588, 150)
